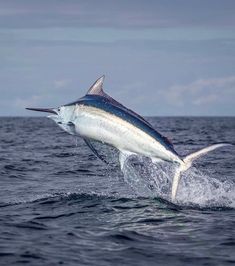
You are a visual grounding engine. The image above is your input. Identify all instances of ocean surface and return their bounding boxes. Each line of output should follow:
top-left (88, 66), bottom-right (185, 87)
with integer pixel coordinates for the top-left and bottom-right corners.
top-left (0, 117), bottom-right (234, 266)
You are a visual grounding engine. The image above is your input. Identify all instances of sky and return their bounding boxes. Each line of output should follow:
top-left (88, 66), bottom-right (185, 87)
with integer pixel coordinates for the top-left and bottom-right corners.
top-left (0, 0), bottom-right (235, 116)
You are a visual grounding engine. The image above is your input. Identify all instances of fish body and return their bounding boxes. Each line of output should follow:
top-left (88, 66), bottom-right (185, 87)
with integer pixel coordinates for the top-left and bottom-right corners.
top-left (26, 76), bottom-right (231, 200)
top-left (64, 94), bottom-right (181, 164)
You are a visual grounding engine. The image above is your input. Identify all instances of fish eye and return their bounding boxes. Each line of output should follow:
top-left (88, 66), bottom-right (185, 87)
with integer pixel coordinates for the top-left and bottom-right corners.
top-left (58, 107), bottom-right (61, 112)
top-left (67, 121), bottom-right (74, 126)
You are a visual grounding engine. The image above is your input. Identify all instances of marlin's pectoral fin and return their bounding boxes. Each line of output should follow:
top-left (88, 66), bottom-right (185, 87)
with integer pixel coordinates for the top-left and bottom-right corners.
top-left (83, 138), bottom-right (108, 164)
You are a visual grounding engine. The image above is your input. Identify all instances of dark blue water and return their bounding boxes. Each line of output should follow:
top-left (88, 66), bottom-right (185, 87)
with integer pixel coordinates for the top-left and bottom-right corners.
top-left (0, 117), bottom-right (234, 266)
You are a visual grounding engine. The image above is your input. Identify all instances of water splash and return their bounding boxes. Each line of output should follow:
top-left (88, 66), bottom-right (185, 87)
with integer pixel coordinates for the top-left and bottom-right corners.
top-left (177, 168), bottom-right (235, 208)
top-left (120, 154), bottom-right (235, 208)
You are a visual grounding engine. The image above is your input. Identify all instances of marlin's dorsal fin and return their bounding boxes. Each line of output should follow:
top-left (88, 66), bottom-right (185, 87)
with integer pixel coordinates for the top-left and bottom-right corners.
top-left (86, 75), bottom-right (153, 128)
top-left (86, 75), bottom-right (105, 96)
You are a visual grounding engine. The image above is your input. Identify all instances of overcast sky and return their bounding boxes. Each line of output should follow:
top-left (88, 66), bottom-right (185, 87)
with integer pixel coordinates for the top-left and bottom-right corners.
top-left (0, 0), bottom-right (235, 116)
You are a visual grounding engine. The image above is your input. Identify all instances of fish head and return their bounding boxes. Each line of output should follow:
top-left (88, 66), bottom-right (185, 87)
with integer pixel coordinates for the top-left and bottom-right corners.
top-left (51, 105), bottom-right (77, 135)
top-left (26, 105), bottom-right (77, 135)
top-left (26, 75), bottom-right (106, 135)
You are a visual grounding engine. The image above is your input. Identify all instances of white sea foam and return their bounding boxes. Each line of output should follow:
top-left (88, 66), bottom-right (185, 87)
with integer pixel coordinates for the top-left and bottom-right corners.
top-left (121, 155), bottom-right (235, 208)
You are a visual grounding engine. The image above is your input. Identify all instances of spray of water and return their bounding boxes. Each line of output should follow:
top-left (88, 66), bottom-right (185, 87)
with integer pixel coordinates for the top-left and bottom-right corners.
top-left (120, 154), bottom-right (235, 208)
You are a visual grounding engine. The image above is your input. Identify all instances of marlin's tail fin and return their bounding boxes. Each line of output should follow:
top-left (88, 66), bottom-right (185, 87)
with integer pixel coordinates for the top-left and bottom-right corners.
top-left (171, 143), bottom-right (232, 201)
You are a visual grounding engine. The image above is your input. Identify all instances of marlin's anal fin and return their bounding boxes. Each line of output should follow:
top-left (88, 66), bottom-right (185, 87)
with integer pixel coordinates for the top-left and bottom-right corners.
top-left (151, 158), bottom-right (164, 164)
top-left (119, 150), bottom-right (136, 170)
top-left (83, 138), bottom-right (108, 164)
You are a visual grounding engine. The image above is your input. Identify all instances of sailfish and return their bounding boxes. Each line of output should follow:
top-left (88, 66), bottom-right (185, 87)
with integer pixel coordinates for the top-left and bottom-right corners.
top-left (26, 76), bottom-right (231, 200)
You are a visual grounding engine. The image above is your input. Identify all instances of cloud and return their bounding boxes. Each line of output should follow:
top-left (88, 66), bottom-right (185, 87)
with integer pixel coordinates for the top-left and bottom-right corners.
top-left (163, 76), bottom-right (235, 107)
top-left (54, 79), bottom-right (71, 89)
top-left (0, 0), bottom-right (235, 29)
top-left (14, 95), bottom-right (42, 109)
top-left (192, 94), bottom-right (219, 105)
